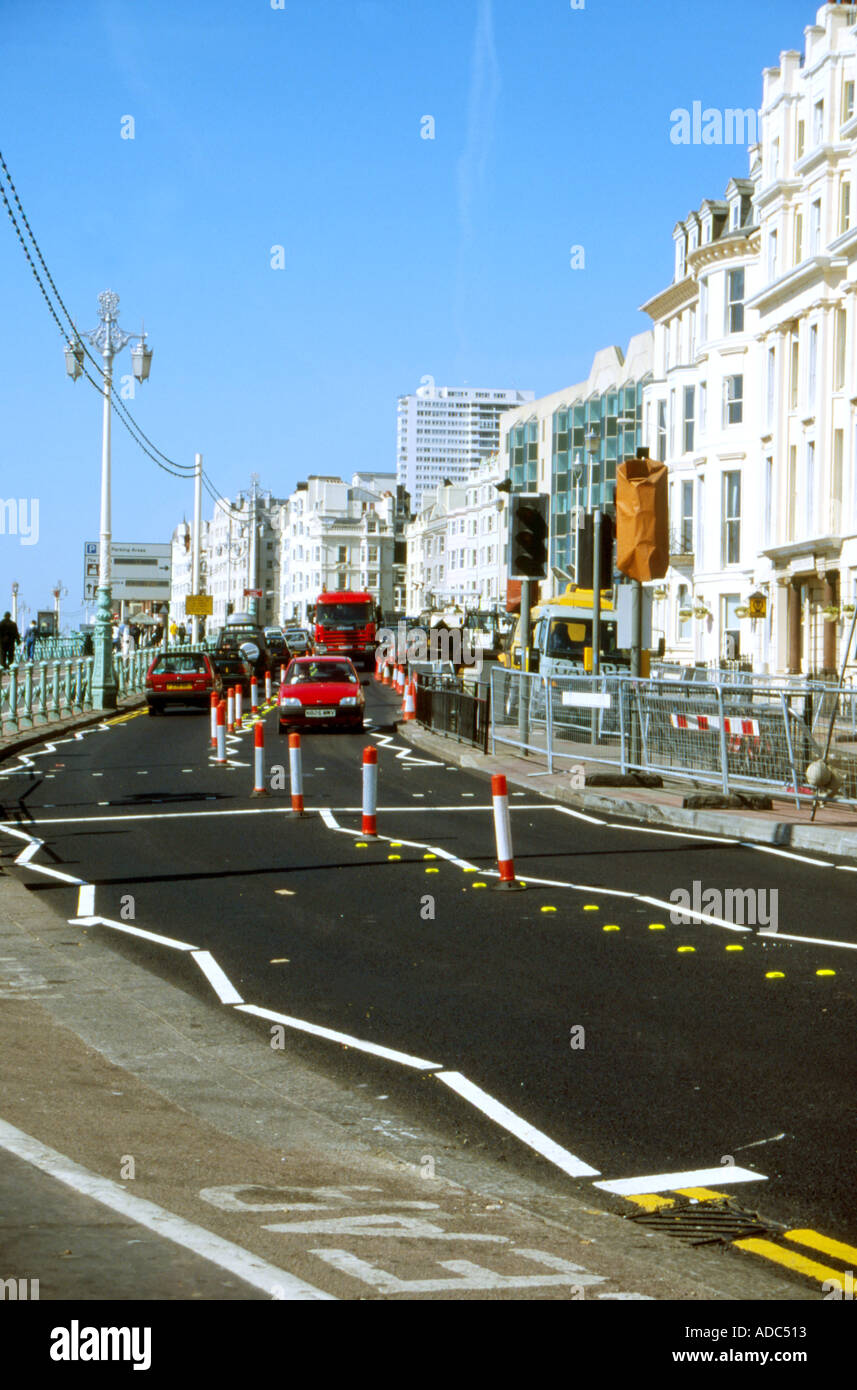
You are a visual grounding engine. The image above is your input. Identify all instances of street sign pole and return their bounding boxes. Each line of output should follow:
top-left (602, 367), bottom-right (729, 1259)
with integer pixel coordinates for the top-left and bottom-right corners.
top-left (191, 452), bottom-right (202, 646)
top-left (518, 577), bottom-right (531, 756)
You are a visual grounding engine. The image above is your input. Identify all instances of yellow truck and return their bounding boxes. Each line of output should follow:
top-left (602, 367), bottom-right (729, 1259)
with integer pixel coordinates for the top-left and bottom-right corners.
top-left (499, 588), bottom-right (629, 676)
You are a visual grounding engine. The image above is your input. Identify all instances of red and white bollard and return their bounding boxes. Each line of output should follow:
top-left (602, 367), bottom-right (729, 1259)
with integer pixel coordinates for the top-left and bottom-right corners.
top-left (491, 774), bottom-right (524, 891)
top-left (251, 677), bottom-right (259, 715)
top-left (235, 684), bottom-right (243, 729)
top-left (210, 691), bottom-right (218, 748)
top-left (402, 677), bottom-right (416, 721)
top-left (280, 664), bottom-right (286, 686)
top-left (265, 671), bottom-right (272, 702)
top-left (288, 732), bottom-right (305, 815)
top-left (381, 660), bottom-right (390, 686)
top-left (362, 745), bottom-right (378, 836)
top-left (227, 686), bottom-right (235, 733)
top-left (215, 700), bottom-right (227, 764)
top-left (251, 721), bottom-right (268, 797)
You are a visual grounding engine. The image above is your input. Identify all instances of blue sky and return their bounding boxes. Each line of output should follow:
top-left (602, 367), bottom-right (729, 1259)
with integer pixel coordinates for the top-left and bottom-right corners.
top-left (0, 0), bottom-right (817, 626)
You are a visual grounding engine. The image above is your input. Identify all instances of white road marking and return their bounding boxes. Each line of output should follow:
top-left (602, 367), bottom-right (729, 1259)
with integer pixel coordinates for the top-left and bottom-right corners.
top-left (311, 1246), bottom-right (604, 1295)
top-left (14, 841), bottom-right (41, 865)
top-left (763, 931), bottom-right (857, 952)
top-left (236, 1004), bottom-right (442, 1071)
top-left (0, 1117), bottom-right (333, 1300)
top-left (594, 1166), bottom-right (766, 1196)
top-left (91, 916), bottom-right (199, 952)
top-left (748, 844), bottom-right (833, 868)
top-left (436, 1071), bottom-right (600, 1178)
top-left (77, 884), bottom-right (95, 917)
top-left (191, 950), bottom-right (244, 1004)
top-left (263, 1214), bottom-right (507, 1241)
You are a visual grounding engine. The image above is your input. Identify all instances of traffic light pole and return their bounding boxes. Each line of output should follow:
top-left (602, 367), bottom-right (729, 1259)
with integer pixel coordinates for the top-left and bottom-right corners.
top-left (590, 508), bottom-right (602, 745)
top-left (518, 577), bottom-right (531, 755)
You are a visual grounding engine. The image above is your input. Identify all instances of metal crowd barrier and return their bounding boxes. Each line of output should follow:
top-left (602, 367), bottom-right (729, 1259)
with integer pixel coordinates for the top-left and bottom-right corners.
top-left (414, 673), bottom-right (490, 752)
top-left (489, 667), bottom-right (857, 807)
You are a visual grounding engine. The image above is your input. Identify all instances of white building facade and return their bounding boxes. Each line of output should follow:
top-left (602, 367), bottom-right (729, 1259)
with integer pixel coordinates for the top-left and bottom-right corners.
top-left (397, 382), bottom-right (534, 510)
top-left (404, 454), bottom-right (507, 615)
top-left (170, 481), bottom-right (285, 632)
top-left (278, 472), bottom-right (399, 626)
top-left (643, 2), bottom-right (857, 677)
top-left (641, 177), bottom-right (762, 669)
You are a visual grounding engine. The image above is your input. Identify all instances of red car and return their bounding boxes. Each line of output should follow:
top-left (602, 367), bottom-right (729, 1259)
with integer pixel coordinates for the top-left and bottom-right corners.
top-left (146, 651), bottom-right (221, 714)
top-left (278, 657), bottom-right (365, 733)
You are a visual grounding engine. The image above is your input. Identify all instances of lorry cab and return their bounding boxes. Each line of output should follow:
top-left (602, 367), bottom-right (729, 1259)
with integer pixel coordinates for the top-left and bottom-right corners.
top-left (501, 588), bottom-right (629, 676)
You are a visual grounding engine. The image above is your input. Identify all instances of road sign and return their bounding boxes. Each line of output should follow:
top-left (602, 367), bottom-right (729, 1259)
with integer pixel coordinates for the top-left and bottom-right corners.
top-left (186, 594), bottom-right (213, 616)
top-left (244, 588), bottom-right (263, 598)
top-left (83, 541), bottom-right (171, 602)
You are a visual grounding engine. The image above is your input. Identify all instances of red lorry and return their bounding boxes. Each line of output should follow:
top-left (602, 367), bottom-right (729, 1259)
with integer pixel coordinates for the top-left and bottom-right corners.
top-left (312, 591), bottom-right (378, 670)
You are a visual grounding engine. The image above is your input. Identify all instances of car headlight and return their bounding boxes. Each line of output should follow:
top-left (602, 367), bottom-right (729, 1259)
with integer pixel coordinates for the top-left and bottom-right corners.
top-left (339, 696), bottom-right (359, 707)
top-left (315, 643), bottom-right (327, 652)
top-left (280, 697), bottom-right (302, 709)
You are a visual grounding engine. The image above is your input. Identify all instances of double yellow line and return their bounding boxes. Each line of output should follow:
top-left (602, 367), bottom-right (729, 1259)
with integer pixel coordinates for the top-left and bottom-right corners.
top-left (624, 1187), bottom-right (857, 1292)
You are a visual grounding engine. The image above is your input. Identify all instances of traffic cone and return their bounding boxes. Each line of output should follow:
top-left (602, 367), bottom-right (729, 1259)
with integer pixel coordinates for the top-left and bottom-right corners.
top-left (402, 677), bottom-right (416, 721)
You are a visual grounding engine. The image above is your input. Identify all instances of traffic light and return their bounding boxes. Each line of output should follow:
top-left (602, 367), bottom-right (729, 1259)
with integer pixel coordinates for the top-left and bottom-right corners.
top-left (509, 493), bottom-right (549, 580)
top-left (616, 452), bottom-right (669, 582)
top-left (575, 511), bottom-right (614, 589)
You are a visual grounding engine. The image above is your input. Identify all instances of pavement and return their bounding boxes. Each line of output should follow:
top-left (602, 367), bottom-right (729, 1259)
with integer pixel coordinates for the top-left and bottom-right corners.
top-left (0, 681), bottom-right (855, 1307)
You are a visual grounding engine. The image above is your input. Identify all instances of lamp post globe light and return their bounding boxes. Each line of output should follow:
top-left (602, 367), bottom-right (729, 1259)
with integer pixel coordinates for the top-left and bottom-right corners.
top-left (66, 291), bottom-right (152, 709)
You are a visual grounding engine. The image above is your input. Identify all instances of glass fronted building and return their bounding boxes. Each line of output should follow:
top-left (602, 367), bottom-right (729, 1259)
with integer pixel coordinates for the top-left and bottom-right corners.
top-left (549, 378), bottom-right (649, 573)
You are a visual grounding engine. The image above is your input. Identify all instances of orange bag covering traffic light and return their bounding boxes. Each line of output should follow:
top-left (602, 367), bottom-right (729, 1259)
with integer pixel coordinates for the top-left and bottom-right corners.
top-left (616, 455), bottom-right (669, 582)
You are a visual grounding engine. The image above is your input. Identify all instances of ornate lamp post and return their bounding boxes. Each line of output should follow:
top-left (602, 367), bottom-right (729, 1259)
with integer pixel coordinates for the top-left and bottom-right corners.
top-left (66, 291), bottom-right (152, 709)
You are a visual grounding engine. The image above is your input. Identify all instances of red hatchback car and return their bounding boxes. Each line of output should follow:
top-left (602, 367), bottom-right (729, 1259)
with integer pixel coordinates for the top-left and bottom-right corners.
top-left (146, 651), bottom-right (221, 714)
top-left (278, 657), bottom-right (365, 733)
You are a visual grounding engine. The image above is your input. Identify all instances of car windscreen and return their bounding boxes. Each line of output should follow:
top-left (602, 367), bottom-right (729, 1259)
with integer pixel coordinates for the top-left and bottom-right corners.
top-left (287, 663), bottom-right (356, 685)
top-left (316, 603), bottom-right (372, 627)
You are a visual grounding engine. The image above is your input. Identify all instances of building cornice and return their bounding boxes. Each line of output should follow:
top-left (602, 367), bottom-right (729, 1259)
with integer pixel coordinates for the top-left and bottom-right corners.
top-left (688, 229), bottom-right (761, 276)
top-left (639, 274), bottom-right (698, 323)
top-left (746, 253), bottom-right (848, 312)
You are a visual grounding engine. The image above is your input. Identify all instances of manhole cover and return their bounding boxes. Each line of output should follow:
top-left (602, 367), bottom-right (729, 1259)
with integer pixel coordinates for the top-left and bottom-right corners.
top-left (627, 1198), bottom-right (782, 1246)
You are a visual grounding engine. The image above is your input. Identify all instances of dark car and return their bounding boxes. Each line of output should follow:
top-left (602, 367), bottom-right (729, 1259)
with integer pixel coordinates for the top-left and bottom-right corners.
top-left (210, 652), bottom-right (254, 698)
top-left (278, 657), bottom-right (365, 733)
top-left (264, 628), bottom-right (291, 662)
top-left (215, 623), bottom-right (272, 684)
top-left (146, 651), bottom-right (221, 714)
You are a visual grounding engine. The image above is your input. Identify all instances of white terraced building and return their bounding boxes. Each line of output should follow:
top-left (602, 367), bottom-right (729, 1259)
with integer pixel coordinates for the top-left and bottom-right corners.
top-left (642, 1), bottom-right (857, 677)
top-left (277, 472), bottom-right (400, 626)
top-left (404, 454), bottom-right (508, 616)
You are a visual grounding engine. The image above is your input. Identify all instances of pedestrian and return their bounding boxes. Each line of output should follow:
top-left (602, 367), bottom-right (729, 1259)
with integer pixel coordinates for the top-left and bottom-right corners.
top-left (82, 629), bottom-right (94, 657)
top-left (0, 611), bottom-right (20, 668)
top-left (177, 622), bottom-right (187, 644)
top-left (24, 620), bottom-right (37, 663)
top-left (121, 624), bottom-right (135, 658)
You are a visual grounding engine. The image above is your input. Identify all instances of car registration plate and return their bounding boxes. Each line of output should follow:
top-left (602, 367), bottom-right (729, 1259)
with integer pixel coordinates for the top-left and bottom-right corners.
top-left (306, 708), bottom-right (336, 718)
top-left (166, 683), bottom-right (192, 690)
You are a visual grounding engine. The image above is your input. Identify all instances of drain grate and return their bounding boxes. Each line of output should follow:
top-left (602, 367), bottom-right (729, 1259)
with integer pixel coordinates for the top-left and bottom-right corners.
top-left (627, 1198), bottom-right (782, 1246)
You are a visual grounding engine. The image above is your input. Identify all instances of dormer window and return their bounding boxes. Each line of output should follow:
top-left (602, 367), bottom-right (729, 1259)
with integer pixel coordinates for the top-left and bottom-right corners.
top-left (731, 202), bottom-right (740, 229)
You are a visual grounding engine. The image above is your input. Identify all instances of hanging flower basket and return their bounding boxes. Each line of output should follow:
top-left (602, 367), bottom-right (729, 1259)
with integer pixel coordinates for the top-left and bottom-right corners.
top-left (822, 605), bottom-right (841, 621)
top-left (678, 606), bottom-right (694, 620)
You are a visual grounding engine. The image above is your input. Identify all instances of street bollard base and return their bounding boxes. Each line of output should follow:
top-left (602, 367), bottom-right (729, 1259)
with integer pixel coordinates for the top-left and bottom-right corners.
top-left (283, 809), bottom-right (317, 819)
top-left (492, 879), bottom-right (526, 892)
top-left (250, 788), bottom-right (270, 798)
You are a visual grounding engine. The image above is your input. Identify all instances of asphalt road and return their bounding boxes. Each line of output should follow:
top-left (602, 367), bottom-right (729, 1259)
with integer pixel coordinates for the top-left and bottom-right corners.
top-left (2, 677), bottom-right (857, 1262)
